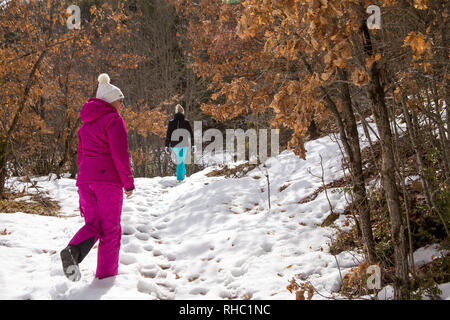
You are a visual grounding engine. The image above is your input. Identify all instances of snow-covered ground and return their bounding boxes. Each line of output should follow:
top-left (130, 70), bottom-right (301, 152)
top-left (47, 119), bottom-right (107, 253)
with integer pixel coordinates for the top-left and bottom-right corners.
top-left (0, 122), bottom-right (448, 300)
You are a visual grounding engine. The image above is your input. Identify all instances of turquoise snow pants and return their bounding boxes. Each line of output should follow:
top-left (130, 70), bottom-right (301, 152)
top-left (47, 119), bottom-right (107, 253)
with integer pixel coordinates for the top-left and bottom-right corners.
top-left (172, 146), bottom-right (188, 181)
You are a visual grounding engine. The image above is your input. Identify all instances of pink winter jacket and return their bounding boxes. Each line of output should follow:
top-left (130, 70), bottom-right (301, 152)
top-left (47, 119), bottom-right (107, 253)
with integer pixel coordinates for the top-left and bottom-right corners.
top-left (76, 97), bottom-right (135, 191)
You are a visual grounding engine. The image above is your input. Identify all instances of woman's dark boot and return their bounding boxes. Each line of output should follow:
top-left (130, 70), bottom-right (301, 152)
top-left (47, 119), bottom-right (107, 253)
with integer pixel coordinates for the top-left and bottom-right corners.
top-left (60, 237), bottom-right (96, 281)
top-left (60, 245), bottom-right (81, 282)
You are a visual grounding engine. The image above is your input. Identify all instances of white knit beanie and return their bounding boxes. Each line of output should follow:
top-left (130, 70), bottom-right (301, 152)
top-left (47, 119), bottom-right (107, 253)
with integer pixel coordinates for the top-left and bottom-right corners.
top-left (175, 104), bottom-right (184, 114)
top-left (96, 73), bottom-right (124, 104)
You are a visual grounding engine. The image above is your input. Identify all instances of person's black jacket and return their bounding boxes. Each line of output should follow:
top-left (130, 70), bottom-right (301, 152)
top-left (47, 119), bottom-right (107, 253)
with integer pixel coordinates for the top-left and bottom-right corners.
top-left (165, 112), bottom-right (194, 148)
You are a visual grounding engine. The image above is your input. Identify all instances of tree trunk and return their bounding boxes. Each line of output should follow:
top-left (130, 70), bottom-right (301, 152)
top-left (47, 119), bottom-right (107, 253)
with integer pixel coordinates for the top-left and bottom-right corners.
top-left (354, 102), bottom-right (380, 173)
top-left (367, 61), bottom-right (409, 299)
top-left (447, 98), bottom-right (450, 161)
top-left (307, 117), bottom-right (320, 140)
top-left (0, 138), bottom-right (7, 198)
top-left (391, 107), bottom-right (416, 277)
top-left (1, 50), bottom-right (47, 196)
top-left (69, 150), bottom-right (77, 179)
top-left (56, 118), bottom-right (81, 179)
top-left (338, 69), bottom-right (376, 264)
top-left (401, 97), bottom-right (434, 209)
top-left (300, 54), bottom-right (376, 263)
top-left (358, 18), bottom-right (410, 298)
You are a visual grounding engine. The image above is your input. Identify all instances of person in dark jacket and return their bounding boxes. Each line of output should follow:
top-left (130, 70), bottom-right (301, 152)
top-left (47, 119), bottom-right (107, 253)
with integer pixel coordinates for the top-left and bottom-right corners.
top-left (165, 104), bottom-right (195, 181)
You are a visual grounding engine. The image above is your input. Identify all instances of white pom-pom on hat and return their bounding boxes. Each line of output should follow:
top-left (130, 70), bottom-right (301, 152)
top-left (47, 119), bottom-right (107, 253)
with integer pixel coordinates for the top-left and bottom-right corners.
top-left (98, 73), bottom-right (111, 85)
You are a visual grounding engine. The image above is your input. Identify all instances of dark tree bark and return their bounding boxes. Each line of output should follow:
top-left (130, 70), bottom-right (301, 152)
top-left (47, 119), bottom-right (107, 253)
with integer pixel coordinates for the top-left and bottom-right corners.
top-left (367, 60), bottom-right (409, 299)
top-left (299, 54), bottom-right (376, 263)
top-left (0, 138), bottom-right (7, 198)
top-left (359, 18), bottom-right (410, 299)
top-left (0, 50), bottom-right (47, 197)
top-left (338, 69), bottom-right (376, 264)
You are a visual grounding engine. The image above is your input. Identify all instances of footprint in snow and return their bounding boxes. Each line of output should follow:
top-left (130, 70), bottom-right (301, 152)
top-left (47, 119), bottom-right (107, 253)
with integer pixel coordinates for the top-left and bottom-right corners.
top-left (135, 232), bottom-right (150, 241)
top-left (260, 241), bottom-right (274, 253)
top-left (158, 262), bottom-right (171, 270)
top-left (137, 279), bottom-right (162, 298)
top-left (155, 223), bottom-right (167, 230)
top-left (165, 253), bottom-right (176, 261)
top-left (151, 232), bottom-right (161, 240)
top-left (156, 280), bottom-right (176, 293)
top-left (143, 244), bottom-right (153, 251)
top-left (119, 254), bottom-right (137, 265)
top-left (140, 269), bottom-right (158, 279)
top-left (231, 265), bottom-right (248, 277)
top-left (137, 279), bottom-right (175, 300)
top-left (121, 225), bottom-right (136, 235)
top-left (136, 225), bottom-right (150, 233)
top-left (153, 249), bottom-right (163, 256)
top-left (123, 243), bottom-right (141, 253)
top-left (189, 287), bottom-right (209, 296)
top-left (219, 290), bottom-right (234, 299)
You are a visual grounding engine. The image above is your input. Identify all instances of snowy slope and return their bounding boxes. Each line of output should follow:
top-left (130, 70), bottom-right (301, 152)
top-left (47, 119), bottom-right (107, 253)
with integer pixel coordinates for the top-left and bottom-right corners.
top-left (1, 121), bottom-right (447, 300)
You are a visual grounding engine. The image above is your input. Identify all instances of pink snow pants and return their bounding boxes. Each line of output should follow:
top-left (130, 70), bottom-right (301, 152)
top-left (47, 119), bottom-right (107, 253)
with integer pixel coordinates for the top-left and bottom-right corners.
top-left (69, 183), bottom-right (123, 279)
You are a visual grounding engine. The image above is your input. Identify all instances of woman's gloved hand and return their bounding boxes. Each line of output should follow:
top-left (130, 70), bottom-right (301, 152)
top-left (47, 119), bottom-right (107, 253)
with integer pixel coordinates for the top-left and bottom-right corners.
top-left (125, 189), bottom-right (133, 198)
top-left (165, 146), bottom-right (170, 154)
top-left (125, 187), bottom-right (134, 198)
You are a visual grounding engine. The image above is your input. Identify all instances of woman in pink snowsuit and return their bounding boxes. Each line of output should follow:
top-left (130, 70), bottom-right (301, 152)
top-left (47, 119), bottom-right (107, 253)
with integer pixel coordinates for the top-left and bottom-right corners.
top-left (60, 73), bottom-right (135, 281)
